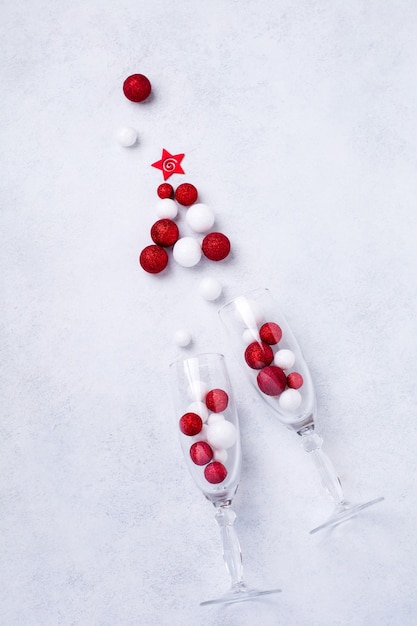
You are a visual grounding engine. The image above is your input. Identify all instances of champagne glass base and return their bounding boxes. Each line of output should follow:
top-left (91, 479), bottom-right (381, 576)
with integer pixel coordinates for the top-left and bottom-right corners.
top-left (310, 497), bottom-right (385, 535)
top-left (200, 582), bottom-right (282, 606)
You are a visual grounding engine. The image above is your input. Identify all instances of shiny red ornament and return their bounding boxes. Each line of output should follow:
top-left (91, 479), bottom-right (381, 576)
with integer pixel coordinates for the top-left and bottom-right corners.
top-left (287, 372), bottom-right (303, 389)
top-left (123, 74), bottom-right (152, 102)
top-left (139, 244), bottom-right (168, 273)
top-left (152, 148), bottom-right (185, 181)
top-left (204, 461), bottom-right (227, 484)
top-left (190, 441), bottom-right (213, 465)
top-left (179, 412), bottom-right (203, 436)
top-left (244, 341), bottom-right (274, 369)
top-left (257, 366), bottom-right (287, 396)
top-left (150, 219), bottom-right (179, 247)
top-left (175, 183), bottom-right (198, 206)
top-left (205, 388), bottom-right (229, 413)
top-left (260, 322), bottom-right (282, 345)
top-left (202, 232), bottom-right (231, 261)
top-left (157, 183), bottom-right (174, 199)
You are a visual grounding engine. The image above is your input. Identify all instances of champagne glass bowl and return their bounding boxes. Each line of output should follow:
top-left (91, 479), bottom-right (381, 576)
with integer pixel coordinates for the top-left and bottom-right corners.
top-left (219, 288), bottom-right (384, 534)
top-left (169, 352), bottom-right (281, 605)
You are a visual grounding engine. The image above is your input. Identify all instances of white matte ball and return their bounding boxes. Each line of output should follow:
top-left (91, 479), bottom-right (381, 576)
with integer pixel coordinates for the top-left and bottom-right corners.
top-left (198, 277), bottom-right (222, 301)
top-left (242, 328), bottom-right (258, 344)
top-left (173, 237), bottom-right (202, 267)
top-left (206, 420), bottom-right (237, 449)
top-left (173, 329), bottom-right (192, 347)
top-left (186, 401), bottom-right (209, 422)
top-left (116, 126), bottom-right (137, 147)
top-left (187, 380), bottom-right (209, 401)
top-left (185, 203), bottom-right (215, 233)
top-left (278, 388), bottom-right (302, 411)
top-left (207, 412), bottom-right (225, 425)
top-left (213, 448), bottom-right (228, 463)
top-left (155, 198), bottom-right (178, 219)
top-left (274, 349), bottom-right (296, 369)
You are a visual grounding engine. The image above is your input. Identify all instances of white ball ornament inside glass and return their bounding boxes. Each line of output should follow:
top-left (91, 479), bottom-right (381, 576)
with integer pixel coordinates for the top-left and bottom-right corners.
top-left (186, 401), bottom-right (209, 422)
top-left (206, 420), bottom-right (237, 449)
top-left (274, 349), bottom-right (296, 369)
top-left (278, 388), bottom-right (302, 411)
top-left (173, 237), bottom-right (202, 267)
top-left (185, 203), bottom-right (215, 233)
top-left (155, 198), bottom-right (178, 219)
top-left (198, 277), bottom-right (222, 301)
top-left (116, 126), bottom-right (138, 147)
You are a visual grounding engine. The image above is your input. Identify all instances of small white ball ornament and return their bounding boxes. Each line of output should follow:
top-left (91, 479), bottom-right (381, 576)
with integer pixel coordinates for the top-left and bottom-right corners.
top-left (116, 126), bottom-right (138, 147)
top-left (207, 413), bottom-right (225, 425)
top-left (213, 448), bottom-right (228, 463)
top-left (278, 388), bottom-right (302, 411)
top-left (198, 277), bottom-right (222, 301)
top-left (186, 401), bottom-right (209, 422)
top-left (155, 198), bottom-right (178, 219)
top-left (242, 328), bottom-right (258, 344)
top-left (185, 203), bottom-right (215, 233)
top-left (206, 420), bottom-right (237, 449)
top-left (173, 329), bottom-right (192, 347)
top-left (274, 349), bottom-right (296, 369)
top-left (173, 237), bottom-right (202, 267)
top-left (187, 379), bottom-right (209, 401)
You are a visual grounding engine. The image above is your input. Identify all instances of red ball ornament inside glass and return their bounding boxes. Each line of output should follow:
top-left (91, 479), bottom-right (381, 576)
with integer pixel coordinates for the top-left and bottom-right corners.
top-left (190, 441), bottom-right (213, 466)
top-left (287, 372), bottom-right (304, 389)
top-left (123, 74), bottom-right (152, 102)
top-left (244, 341), bottom-right (274, 369)
top-left (150, 219), bottom-right (179, 247)
top-left (139, 244), bottom-right (168, 273)
top-left (202, 232), bottom-right (231, 261)
top-left (179, 412), bottom-right (203, 436)
top-left (257, 366), bottom-right (287, 396)
top-left (157, 183), bottom-right (174, 199)
top-left (205, 388), bottom-right (229, 413)
top-left (260, 322), bottom-right (282, 345)
top-left (175, 183), bottom-right (198, 206)
top-left (204, 461), bottom-right (228, 484)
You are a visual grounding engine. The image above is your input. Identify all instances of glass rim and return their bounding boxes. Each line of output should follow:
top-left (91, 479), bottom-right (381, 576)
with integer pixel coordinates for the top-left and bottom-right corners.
top-left (218, 286), bottom-right (271, 314)
top-left (168, 351), bottom-right (225, 368)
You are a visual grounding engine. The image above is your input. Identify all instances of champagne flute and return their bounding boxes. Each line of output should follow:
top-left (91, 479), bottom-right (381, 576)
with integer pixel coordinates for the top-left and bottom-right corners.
top-left (219, 288), bottom-right (384, 534)
top-left (169, 352), bottom-right (281, 605)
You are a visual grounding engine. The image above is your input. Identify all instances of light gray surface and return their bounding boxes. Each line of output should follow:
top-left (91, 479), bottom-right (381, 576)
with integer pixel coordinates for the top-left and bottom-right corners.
top-left (1, 1), bottom-right (417, 624)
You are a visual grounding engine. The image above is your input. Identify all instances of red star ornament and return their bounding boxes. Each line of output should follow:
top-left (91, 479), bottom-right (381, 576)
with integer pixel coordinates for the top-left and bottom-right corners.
top-left (152, 149), bottom-right (185, 180)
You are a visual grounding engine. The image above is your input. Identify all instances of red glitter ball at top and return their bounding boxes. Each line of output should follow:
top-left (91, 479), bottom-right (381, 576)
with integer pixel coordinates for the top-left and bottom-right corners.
top-left (257, 366), bottom-right (287, 396)
top-left (175, 183), bottom-right (198, 206)
top-left (139, 244), bottom-right (168, 274)
top-left (287, 372), bottom-right (304, 389)
top-left (150, 219), bottom-right (179, 247)
top-left (205, 388), bottom-right (229, 413)
top-left (179, 412), bottom-right (203, 436)
top-left (204, 461), bottom-right (228, 484)
top-left (157, 183), bottom-right (174, 199)
top-left (201, 232), bottom-right (231, 261)
top-left (123, 74), bottom-right (152, 102)
top-left (244, 341), bottom-right (274, 369)
top-left (260, 322), bottom-right (282, 345)
top-left (190, 441), bottom-right (213, 466)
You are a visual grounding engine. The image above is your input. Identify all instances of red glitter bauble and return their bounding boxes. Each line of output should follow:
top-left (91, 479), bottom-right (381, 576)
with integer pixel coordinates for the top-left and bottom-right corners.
top-left (244, 341), bottom-right (274, 369)
top-left (260, 322), bottom-right (282, 345)
top-left (175, 183), bottom-right (198, 206)
top-left (201, 232), bottom-right (231, 261)
top-left (150, 219), bottom-right (179, 247)
top-left (123, 74), bottom-right (152, 102)
top-left (157, 183), bottom-right (174, 199)
top-left (204, 461), bottom-right (228, 484)
top-left (190, 441), bottom-right (213, 466)
top-left (287, 372), bottom-right (304, 389)
top-left (257, 366), bottom-right (287, 396)
top-left (139, 244), bottom-right (168, 273)
top-left (179, 412), bottom-right (203, 436)
top-left (206, 388), bottom-right (229, 413)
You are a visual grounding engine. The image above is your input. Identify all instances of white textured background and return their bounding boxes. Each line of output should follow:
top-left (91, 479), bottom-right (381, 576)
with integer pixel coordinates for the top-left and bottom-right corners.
top-left (1, 1), bottom-right (417, 625)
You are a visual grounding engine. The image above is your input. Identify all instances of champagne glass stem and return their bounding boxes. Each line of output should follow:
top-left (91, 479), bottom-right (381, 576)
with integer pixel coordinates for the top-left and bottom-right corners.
top-left (214, 502), bottom-right (244, 589)
top-left (300, 428), bottom-right (346, 505)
